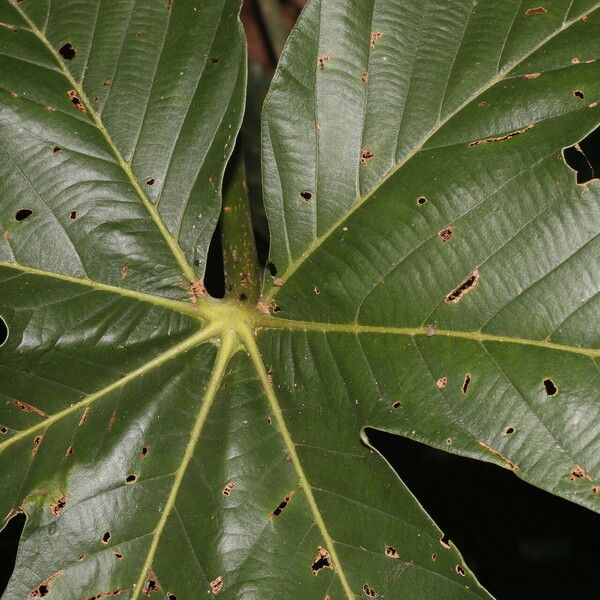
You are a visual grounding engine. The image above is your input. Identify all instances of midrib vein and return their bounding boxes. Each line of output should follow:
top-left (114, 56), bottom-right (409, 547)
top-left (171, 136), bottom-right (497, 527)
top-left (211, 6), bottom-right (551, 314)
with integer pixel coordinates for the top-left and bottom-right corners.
top-left (238, 324), bottom-right (356, 599)
top-left (254, 316), bottom-right (600, 358)
top-left (0, 259), bottom-right (205, 319)
top-left (9, 0), bottom-right (198, 283)
top-left (263, 1), bottom-right (600, 301)
top-left (0, 252), bottom-right (593, 357)
top-left (0, 324), bottom-right (221, 454)
top-left (130, 330), bottom-right (237, 600)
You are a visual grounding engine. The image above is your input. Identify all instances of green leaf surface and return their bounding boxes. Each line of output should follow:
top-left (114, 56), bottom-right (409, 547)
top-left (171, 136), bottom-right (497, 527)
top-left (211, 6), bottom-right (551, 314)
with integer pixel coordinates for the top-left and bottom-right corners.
top-left (261, 0), bottom-right (600, 512)
top-left (1, 0), bottom-right (599, 599)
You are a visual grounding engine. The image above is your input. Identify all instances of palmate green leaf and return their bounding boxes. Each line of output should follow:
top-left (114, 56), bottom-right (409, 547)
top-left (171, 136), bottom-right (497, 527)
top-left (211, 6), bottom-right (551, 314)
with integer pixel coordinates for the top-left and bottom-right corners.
top-left (0, 1), bottom-right (598, 600)
top-left (261, 0), bottom-right (600, 511)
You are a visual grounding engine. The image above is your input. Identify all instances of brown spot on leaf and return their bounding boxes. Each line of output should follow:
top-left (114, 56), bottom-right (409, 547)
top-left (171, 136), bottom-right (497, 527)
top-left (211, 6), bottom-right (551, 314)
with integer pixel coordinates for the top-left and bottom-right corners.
top-left (461, 373), bottom-right (471, 394)
top-left (32, 435), bottom-right (43, 455)
top-left (370, 31), bottom-right (383, 49)
top-left (79, 407), bottom-right (90, 426)
top-left (256, 300), bottom-right (272, 314)
top-left (222, 482), bottom-right (235, 496)
top-left (271, 491), bottom-right (294, 517)
top-left (363, 584), bottom-right (379, 597)
top-left (440, 533), bottom-right (451, 549)
top-left (14, 400), bottom-right (46, 417)
top-left (438, 226), bottom-right (453, 242)
top-left (362, 72), bottom-right (369, 83)
top-left (446, 269), bottom-right (480, 303)
top-left (417, 196), bottom-right (428, 205)
top-left (120, 264), bottom-right (130, 280)
top-left (436, 377), bottom-right (448, 389)
top-left (311, 546), bottom-right (334, 575)
top-left (143, 571), bottom-right (160, 595)
top-left (455, 564), bottom-right (466, 576)
top-left (469, 124), bottom-right (533, 147)
top-left (29, 571), bottom-right (63, 597)
top-left (189, 280), bottom-right (207, 299)
top-left (273, 277), bottom-right (284, 286)
top-left (525, 6), bottom-right (547, 16)
top-left (478, 441), bottom-right (518, 471)
top-left (107, 410), bottom-right (118, 429)
top-left (65, 445), bottom-right (74, 458)
top-left (52, 146), bottom-right (62, 154)
top-left (570, 465), bottom-right (592, 481)
top-left (523, 72), bottom-right (541, 79)
top-left (67, 90), bottom-right (86, 112)
top-left (317, 54), bottom-right (331, 70)
top-left (209, 576), bottom-right (223, 596)
top-left (85, 589), bottom-right (123, 600)
top-left (140, 444), bottom-right (149, 459)
top-left (426, 324), bottom-right (437, 336)
top-left (361, 148), bottom-right (374, 165)
top-left (0, 22), bottom-right (18, 31)
top-left (49, 495), bottom-right (67, 517)
top-left (385, 545), bottom-right (400, 558)
top-left (101, 531), bottom-right (111, 544)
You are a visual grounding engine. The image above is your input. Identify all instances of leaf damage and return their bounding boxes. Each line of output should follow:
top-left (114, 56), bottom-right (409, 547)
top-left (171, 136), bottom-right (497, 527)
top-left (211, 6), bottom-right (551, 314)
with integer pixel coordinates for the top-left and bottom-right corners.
top-left (478, 441), bottom-right (519, 471)
top-left (29, 571), bottom-right (63, 598)
top-left (311, 546), bottom-right (334, 575)
top-left (445, 269), bottom-right (480, 303)
top-left (468, 124), bottom-right (533, 147)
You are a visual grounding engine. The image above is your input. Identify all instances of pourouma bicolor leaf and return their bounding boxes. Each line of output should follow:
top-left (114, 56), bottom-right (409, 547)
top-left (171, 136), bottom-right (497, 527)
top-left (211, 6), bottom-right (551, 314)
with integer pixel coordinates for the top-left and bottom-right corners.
top-left (0, 0), bottom-right (599, 599)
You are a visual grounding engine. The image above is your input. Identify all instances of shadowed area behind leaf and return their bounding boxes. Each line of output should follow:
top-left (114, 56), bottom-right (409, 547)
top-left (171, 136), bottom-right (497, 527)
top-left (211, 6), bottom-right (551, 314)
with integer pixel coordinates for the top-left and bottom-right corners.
top-left (368, 428), bottom-right (600, 600)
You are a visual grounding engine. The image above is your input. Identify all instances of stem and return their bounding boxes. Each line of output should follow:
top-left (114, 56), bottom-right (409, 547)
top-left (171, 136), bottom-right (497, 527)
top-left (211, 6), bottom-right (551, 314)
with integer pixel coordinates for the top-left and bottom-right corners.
top-left (256, 0), bottom-right (288, 59)
top-left (220, 150), bottom-right (261, 304)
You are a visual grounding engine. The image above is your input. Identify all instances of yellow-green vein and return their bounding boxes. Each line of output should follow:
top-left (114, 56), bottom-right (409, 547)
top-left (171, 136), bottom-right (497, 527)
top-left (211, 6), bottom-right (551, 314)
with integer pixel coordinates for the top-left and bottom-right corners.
top-left (253, 315), bottom-right (600, 358)
top-left (0, 259), bottom-right (206, 320)
top-left (237, 323), bottom-right (356, 599)
top-left (262, 1), bottom-right (600, 300)
top-left (0, 323), bottom-right (220, 454)
top-left (130, 329), bottom-right (237, 600)
top-left (9, 0), bottom-right (198, 283)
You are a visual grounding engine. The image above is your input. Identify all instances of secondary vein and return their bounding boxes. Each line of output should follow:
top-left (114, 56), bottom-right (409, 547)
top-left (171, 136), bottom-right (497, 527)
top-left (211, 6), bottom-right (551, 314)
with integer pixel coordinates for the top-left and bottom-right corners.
top-left (0, 324), bottom-right (221, 454)
top-left (130, 329), bottom-right (237, 600)
top-left (8, 0), bottom-right (198, 283)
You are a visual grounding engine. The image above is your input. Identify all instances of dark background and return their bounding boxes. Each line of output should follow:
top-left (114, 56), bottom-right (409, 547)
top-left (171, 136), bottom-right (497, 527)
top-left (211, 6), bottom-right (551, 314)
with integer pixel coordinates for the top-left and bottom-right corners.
top-left (2, 1), bottom-right (600, 597)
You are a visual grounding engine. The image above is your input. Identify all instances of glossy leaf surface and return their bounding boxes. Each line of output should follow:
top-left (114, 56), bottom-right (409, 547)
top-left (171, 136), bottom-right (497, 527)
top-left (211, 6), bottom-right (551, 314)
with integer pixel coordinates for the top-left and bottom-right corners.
top-left (1, 0), bottom-right (599, 599)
